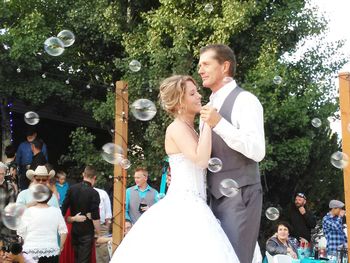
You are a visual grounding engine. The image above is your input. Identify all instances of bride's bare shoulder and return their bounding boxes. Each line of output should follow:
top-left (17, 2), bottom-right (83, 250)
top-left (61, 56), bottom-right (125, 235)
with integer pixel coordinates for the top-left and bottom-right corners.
top-left (166, 120), bottom-right (185, 136)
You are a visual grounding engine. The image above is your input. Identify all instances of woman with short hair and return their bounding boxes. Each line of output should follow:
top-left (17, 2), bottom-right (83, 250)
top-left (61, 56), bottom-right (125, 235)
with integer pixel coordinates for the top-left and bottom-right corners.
top-left (266, 221), bottom-right (298, 259)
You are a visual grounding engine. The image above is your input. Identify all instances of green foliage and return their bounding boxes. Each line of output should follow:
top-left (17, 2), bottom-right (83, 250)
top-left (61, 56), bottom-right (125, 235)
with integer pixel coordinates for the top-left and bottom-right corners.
top-left (1, 0), bottom-right (347, 234)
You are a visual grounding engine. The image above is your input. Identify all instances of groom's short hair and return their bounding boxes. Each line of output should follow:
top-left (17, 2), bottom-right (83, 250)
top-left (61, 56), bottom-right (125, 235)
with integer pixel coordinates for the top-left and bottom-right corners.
top-left (200, 44), bottom-right (236, 78)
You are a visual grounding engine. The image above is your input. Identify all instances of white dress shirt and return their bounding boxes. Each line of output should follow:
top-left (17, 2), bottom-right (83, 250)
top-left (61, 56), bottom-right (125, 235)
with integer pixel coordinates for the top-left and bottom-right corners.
top-left (94, 188), bottom-right (112, 224)
top-left (209, 80), bottom-right (265, 162)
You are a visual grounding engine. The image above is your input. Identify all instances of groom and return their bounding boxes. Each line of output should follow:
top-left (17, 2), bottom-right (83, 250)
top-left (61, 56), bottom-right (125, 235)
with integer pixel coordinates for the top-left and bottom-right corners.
top-left (199, 44), bottom-right (265, 263)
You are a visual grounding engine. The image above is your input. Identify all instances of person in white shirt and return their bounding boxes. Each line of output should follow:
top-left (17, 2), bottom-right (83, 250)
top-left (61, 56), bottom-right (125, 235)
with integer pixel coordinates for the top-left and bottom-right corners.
top-left (198, 44), bottom-right (265, 263)
top-left (17, 187), bottom-right (67, 262)
top-left (94, 187), bottom-right (112, 263)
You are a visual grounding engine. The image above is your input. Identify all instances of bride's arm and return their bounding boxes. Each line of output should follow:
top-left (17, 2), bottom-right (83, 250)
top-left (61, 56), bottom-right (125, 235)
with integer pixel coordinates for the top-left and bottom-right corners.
top-left (169, 122), bottom-right (211, 168)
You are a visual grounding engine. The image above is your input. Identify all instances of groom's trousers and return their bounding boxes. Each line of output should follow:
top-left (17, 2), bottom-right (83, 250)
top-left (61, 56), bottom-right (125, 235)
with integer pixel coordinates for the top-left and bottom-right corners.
top-left (210, 182), bottom-right (262, 263)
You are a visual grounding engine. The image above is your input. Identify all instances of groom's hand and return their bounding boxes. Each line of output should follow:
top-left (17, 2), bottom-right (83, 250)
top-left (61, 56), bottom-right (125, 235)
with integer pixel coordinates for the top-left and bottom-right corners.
top-left (200, 105), bottom-right (222, 128)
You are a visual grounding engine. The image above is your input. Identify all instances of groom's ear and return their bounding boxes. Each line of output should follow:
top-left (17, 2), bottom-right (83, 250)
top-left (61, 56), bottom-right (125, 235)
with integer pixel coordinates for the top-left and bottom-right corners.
top-left (222, 61), bottom-right (231, 75)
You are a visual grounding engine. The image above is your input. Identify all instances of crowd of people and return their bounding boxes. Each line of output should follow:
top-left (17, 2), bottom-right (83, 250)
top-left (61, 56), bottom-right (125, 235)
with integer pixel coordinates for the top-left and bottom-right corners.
top-left (0, 129), bottom-right (159, 263)
top-left (265, 193), bottom-right (348, 261)
top-left (0, 127), bottom-right (120, 263)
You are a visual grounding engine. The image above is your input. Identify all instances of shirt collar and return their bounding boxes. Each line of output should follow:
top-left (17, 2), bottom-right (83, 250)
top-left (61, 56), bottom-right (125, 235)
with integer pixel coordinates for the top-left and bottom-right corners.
top-left (209, 79), bottom-right (237, 104)
top-left (134, 185), bottom-right (151, 192)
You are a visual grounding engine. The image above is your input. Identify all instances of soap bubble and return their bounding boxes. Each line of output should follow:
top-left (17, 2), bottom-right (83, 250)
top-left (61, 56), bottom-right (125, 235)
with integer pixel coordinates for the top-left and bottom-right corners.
top-left (16, 67), bottom-right (21, 73)
top-left (24, 111), bottom-right (40, 125)
top-left (41, 73), bottom-right (46, 78)
top-left (101, 143), bottom-right (124, 165)
top-left (219, 179), bottom-right (239, 198)
top-left (44, 37), bottom-right (65, 56)
top-left (57, 30), bottom-right (75, 47)
top-left (273, 76), bottom-right (283, 85)
top-left (208, 157), bottom-right (223, 173)
top-left (311, 118), bottom-right (322, 128)
top-left (330, 151), bottom-right (349, 169)
top-left (65, 79), bottom-right (70, 85)
top-left (204, 3), bottom-right (214, 13)
top-left (265, 207), bottom-right (280, 221)
top-left (29, 184), bottom-right (51, 202)
top-left (130, 99), bottom-right (157, 121)
top-left (129, 60), bottom-right (141, 72)
top-left (120, 159), bottom-right (131, 169)
top-left (1, 203), bottom-right (26, 230)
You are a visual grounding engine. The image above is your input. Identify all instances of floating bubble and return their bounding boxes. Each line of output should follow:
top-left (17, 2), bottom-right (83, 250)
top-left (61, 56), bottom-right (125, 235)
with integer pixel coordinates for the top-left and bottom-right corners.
top-left (330, 151), bottom-right (349, 169)
top-left (24, 111), bottom-right (40, 125)
top-left (265, 207), bottom-right (280, 221)
top-left (157, 193), bottom-right (166, 200)
top-left (273, 76), bottom-right (283, 85)
top-left (57, 30), bottom-right (75, 47)
top-left (41, 73), bottom-right (46, 79)
top-left (129, 60), bottom-right (141, 72)
top-left (120, 159), bottom-right (131, 169)
top-left (101, 143), bottom-right (124, 165)
top-left (130, 99), bottom-right (157, 121)
top-left (44, 37), bottom-right (65, 56)
top-left (86, 84), bottom-right (91, 89)
top-left (1, 203), bottom-right (26, 230)
top-left (204, 3), bottom-right (214, 13)
top-left (219, 179), bottom-right (239, 198)
top-left (16, 67), bottom-right (21, 73)
top-left (208, 157), bottom-right (223, 173)
top-left (311, 118), bottom-right (322, 128)
top-left (65, 79), bottom-right (70, 85)
top-left (29, 184), bottom-right (51, 202)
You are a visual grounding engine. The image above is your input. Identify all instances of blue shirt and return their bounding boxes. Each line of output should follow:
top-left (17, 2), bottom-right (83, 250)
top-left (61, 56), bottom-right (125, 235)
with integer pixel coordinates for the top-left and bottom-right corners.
top-left (56, 182), bottom-right (69, 207)
top-left (16, 188), bottom-right (59, 208)
top-left (16, 141), bottom-right (48, 166)
top-left (322, 212), bottom-right (346, 253)
top-left (125, 185), bottom-right (159, 221)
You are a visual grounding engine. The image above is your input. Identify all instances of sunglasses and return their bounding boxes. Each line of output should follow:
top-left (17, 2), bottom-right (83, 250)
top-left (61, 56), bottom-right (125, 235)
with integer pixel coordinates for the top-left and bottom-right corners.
top-left (35, 178), bottom-right (48, 183)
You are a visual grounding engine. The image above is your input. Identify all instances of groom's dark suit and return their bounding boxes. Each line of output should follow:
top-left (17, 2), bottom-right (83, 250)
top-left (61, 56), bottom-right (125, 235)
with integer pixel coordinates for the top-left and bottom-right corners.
top-left (207, 86), bottom-right (263, 263)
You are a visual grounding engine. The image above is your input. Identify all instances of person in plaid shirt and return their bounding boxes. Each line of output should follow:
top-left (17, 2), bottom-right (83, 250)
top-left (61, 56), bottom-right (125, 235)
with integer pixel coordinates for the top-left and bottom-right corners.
top-left (322, 200), bottom-right (347, 255)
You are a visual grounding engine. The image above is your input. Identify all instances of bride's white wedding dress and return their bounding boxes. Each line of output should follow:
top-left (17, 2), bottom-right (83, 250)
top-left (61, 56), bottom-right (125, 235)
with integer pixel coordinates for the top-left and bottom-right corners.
top-left (110, 153), bottom-right (240, 263)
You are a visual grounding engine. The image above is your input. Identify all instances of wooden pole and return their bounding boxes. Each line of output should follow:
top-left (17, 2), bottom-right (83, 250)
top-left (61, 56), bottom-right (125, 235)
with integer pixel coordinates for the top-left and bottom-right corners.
top-left (112, 81), bottom-right (128, 252)
top-left (339, 72), bottom-right (350, 255)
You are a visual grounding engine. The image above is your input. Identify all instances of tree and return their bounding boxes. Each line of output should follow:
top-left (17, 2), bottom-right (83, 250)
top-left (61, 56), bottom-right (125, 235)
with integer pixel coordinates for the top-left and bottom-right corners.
top-left (0, 0), bottom-right (347, 234)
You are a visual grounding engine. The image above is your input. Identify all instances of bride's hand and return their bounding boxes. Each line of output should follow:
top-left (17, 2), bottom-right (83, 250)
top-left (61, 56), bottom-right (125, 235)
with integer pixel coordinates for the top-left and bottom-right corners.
top-left (200, 105), bottom-right (221, 128)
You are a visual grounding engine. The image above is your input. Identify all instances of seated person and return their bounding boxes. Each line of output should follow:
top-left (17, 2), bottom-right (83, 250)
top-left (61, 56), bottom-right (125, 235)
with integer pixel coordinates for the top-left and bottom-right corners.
top-left (266, 221), bottom-right (298, 259)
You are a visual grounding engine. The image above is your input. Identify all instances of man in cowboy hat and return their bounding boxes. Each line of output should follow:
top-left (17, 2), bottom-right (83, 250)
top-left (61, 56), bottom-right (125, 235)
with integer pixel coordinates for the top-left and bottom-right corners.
top-left (16, 165), bottom-right (59, 208)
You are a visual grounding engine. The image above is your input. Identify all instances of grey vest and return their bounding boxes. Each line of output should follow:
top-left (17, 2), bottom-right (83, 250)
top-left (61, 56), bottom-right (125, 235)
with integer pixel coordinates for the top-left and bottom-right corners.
top-left (128, 186), bottom-right (157, 223)
top-left (207, 86), bottom-right (260, 199)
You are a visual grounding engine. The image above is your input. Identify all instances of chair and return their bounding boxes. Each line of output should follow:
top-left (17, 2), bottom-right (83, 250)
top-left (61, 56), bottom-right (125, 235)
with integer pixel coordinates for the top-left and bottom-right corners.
top-left (266, 251), bottom-right (274, 263)
top-left (265, 252), bottom-right (293, 263)
top-left (273, 255), bottom-right (293, 263)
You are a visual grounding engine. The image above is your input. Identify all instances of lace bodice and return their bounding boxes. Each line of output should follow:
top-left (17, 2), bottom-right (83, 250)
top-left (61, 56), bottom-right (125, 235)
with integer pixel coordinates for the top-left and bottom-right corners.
top-left (167, 153), bottom-right (206, 201)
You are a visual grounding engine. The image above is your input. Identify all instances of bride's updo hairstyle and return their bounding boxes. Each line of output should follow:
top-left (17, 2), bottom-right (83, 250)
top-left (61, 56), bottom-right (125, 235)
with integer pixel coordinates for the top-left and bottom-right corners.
top-left (159, 75), bottom-right (197, 116)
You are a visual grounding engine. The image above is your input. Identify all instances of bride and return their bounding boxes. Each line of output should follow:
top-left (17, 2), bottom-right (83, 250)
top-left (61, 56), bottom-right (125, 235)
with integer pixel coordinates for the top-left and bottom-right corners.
top-left (110, 75), bottom-right (240, 263)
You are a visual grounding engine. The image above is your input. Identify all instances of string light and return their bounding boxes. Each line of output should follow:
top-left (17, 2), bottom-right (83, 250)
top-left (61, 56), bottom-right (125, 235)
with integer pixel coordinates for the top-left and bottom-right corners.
top-left (7, 101), bottom-right (14, 142)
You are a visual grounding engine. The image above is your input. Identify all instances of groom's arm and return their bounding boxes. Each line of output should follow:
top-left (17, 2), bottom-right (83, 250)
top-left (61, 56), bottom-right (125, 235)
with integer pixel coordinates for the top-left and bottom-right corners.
top-left (212, 92), bottom-right (265, 162)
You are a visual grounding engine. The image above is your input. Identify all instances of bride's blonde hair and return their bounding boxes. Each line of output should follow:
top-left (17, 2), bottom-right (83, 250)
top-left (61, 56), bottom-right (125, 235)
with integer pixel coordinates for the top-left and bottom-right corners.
top-left (159, 75), bottom-right (197, 116)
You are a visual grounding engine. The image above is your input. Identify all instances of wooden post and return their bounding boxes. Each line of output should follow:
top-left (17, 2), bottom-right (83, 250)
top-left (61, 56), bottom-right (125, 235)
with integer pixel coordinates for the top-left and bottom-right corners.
top-left (339, 72), bottom-right (350, 255)
top-left (112, 81), bottom-right (128, 252)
